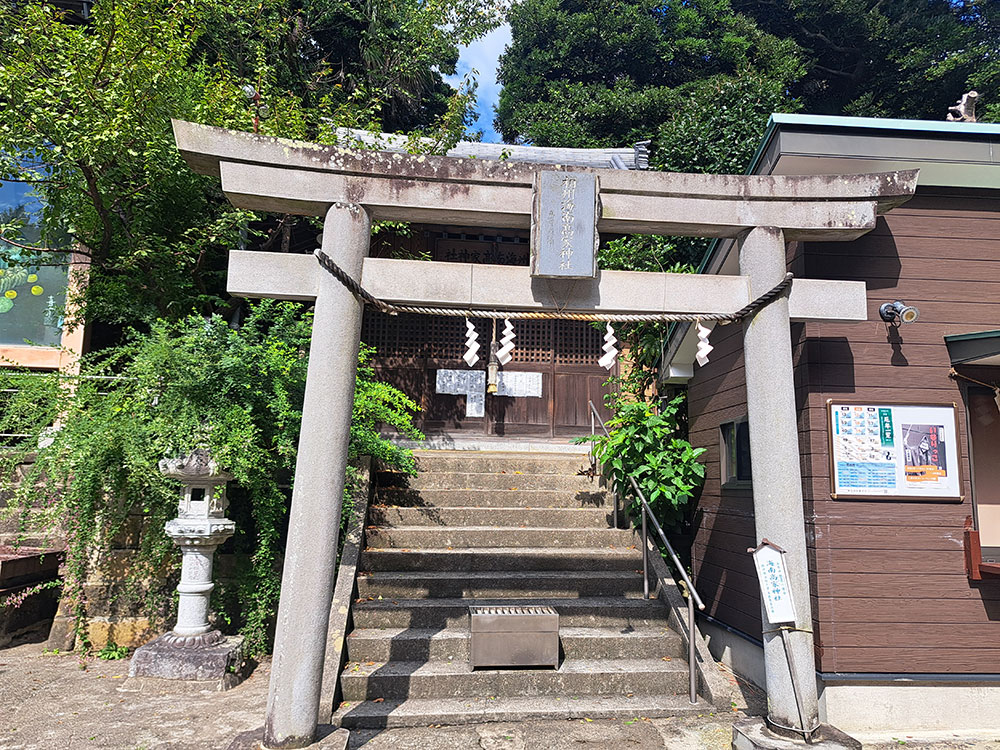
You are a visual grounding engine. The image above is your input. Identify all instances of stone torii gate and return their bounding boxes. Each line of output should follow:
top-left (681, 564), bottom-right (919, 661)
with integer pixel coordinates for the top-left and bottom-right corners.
top-left (171, 120), bottom-right (917, 749)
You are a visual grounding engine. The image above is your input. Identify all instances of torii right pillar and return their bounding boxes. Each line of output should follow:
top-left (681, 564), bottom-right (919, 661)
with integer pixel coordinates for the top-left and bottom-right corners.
top-left (740, 226), bottom-right (818, 731)
top-left (736, 226), bottom-right (858, 749)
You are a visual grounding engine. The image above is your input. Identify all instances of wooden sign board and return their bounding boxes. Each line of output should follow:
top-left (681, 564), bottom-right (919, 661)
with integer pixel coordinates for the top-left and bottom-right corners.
top-left (827, 400), bottom-right (963, 501)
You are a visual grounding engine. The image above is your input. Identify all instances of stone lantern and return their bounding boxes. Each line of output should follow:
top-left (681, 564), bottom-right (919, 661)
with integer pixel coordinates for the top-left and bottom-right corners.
top-left (127, 448), bottom-right (247, 690)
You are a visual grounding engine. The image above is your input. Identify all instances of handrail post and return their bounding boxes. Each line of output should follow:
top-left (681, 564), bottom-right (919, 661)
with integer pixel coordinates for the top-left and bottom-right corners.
top-left (612, 482), bottom-right (618, 530)
top-left (688, 594), bottom-right (697, 704)
top-left (641, 508), bottom-right (649, 600)
top-left (590, 409), bottom-right (595, 467)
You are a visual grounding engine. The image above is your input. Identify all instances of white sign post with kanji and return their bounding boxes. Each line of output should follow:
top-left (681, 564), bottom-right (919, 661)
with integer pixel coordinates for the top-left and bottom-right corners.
top-left (751, 539), bottom-right (796, 625)
top-left (750, 539), bottom-right (817, 740)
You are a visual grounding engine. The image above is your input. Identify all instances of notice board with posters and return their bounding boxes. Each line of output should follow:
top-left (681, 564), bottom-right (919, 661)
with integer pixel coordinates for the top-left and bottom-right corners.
top-left (827, 400), bottom-right (963, 501)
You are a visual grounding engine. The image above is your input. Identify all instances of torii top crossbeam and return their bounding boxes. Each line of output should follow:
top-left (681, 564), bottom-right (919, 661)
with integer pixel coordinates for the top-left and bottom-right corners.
top-left (173, 120), bottom-right (915, 240)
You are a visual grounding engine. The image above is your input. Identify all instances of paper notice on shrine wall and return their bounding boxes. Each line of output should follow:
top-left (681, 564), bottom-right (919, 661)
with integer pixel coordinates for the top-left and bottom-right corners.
top-left (466, 392), bottom-right (485, 418)
top-left (496, 371), bottom-right (543, 398)
top-left (436, 369), bottom-right (486, 418)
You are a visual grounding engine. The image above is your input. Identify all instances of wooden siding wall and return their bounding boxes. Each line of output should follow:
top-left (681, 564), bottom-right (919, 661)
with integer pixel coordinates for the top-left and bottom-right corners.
top-left (688, 188), bottom-right (1000, 675)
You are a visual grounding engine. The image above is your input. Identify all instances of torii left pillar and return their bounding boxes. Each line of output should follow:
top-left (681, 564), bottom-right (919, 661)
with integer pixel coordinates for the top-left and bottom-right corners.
top-left (264, 203), bottom-right (370, 749)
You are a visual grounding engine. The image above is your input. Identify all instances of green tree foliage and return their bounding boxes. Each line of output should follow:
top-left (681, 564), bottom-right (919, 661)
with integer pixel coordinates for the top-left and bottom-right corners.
top-left (0, 301), bottom-right (423, 654)
top-left (0, 0), bottom-right (510, 653)
top-left (0, 0), bottom-right (504, 327)
top-left (732, 0), bottom-right (1000, 121)
top-left (495, 0), bottom-right (803, 148)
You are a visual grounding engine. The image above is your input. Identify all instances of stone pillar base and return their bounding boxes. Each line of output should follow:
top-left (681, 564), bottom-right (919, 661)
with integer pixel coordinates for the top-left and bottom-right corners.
top-left (125, 632), bottom-right (249, 692)
top-left (733, 718), bottom-right (861, 750)
top-left (227, 726), bottom-right (350, 750)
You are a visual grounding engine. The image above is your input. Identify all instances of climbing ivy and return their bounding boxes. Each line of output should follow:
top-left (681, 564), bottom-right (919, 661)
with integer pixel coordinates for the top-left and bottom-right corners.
top-left (0, 300), bottom-right (422, 655)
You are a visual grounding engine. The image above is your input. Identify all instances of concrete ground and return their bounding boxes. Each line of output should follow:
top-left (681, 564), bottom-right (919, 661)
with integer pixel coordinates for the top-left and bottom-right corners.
top-left (2, 636), bottom-right (1000, 750)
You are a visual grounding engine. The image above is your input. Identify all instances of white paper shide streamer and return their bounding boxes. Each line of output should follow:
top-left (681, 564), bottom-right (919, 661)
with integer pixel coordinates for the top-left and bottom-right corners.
top-left (496, 318), bottom-right (516, 365)
top-left (463, 319), bottom-right (480, 366)
top-left (695, 320), bottom-right (714, 367)
top-left (597, 322), bottom-right (618, 370)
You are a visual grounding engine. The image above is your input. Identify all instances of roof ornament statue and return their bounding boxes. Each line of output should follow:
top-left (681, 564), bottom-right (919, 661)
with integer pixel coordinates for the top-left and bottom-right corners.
top-left (946, 91), bottom-right (978, 123)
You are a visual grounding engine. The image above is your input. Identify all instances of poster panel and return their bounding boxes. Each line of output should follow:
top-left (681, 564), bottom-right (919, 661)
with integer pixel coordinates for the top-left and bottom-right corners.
top-left (827, 401), bottom-right (962, 501)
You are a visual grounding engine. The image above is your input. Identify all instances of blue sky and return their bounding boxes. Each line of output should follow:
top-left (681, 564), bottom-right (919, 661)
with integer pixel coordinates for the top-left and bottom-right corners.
top-left (0, 180), bottom-right (37, 214)
top-left (444, 23), bottom-right (512, 143)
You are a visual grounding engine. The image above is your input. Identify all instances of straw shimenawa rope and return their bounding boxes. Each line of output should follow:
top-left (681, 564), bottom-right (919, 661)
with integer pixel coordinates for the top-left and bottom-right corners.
top-left (313, 248), bottom-right (793, 325)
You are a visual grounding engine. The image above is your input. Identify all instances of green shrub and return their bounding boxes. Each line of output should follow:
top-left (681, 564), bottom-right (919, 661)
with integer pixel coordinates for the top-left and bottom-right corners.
top-left (585, 393), bottom-right (705, 532)
top-left (0, 300), bottom-right (422, 655)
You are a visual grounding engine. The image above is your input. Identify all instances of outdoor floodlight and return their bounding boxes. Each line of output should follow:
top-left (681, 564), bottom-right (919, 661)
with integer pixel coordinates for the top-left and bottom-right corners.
top-left (879, 300), bottom-right (920, 324)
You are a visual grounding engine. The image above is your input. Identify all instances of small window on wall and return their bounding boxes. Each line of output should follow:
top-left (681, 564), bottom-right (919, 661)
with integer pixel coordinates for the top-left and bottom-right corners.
top-left (720, 418), bottom-right (752, 487)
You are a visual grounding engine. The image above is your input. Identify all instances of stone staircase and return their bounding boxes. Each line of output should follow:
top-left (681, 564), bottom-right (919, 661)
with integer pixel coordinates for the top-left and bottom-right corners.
top-left (333, 449), bottom-right (710, 728)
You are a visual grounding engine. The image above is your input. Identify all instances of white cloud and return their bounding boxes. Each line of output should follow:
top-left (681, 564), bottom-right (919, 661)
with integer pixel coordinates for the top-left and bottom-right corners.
top-left (444, 23), bottom-right (512, 143)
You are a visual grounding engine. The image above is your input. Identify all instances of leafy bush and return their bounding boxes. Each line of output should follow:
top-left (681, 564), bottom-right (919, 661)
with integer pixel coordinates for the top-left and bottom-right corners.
top-left (97, 640), bottom-right (129, 660)
top-left (586, 393), bottom-right (705, 532)
top-left (0, 300), bottom-right (422, 654)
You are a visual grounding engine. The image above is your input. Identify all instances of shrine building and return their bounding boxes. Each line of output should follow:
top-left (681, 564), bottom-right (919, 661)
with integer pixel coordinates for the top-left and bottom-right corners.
top-left (349, 131), bottom-right (654, 440)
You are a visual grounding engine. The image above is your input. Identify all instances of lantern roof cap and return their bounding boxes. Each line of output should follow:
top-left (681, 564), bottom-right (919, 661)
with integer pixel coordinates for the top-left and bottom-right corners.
top-left (158, 448), bottom-right (234, 482)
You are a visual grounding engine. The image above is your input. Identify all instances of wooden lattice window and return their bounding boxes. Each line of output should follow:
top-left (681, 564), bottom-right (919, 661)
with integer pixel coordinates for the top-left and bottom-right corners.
top-left (427, 316), bottom-right (467, 360)
top-left (554, 321), bottom-right (603, 366)
top-left (511, 320), bottom-right (553, 364)
top-left (362, 311), bottom-right (426, 358)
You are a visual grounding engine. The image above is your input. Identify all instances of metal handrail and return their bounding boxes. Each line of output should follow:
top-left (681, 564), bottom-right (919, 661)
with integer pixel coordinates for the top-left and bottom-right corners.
top-left (588, 400), bottom-right (704, 704)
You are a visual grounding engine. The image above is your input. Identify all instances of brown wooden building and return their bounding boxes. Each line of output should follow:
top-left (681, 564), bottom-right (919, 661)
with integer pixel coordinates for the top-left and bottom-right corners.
top-left (662, 114), bottom-right (1000, 732)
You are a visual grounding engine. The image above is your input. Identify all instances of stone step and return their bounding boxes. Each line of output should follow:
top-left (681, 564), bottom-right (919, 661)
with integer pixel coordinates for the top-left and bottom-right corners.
top-left (338, 657), bottom-right (689, 701)
top-left (345, 625), bottom-right (683, 663)
top-left (413, 451), bottom-right (592, 476)
top-left (379, 470), bottom-right (603, 492)
top-left (376, 487), bottom-right (610, 509)
top-left (350, 597), bottom-right (671, 630)
top-left (334, 693), bottom-right (709, 729)
top-left (365, 526), bottom-right (638, 549)
top-left (361, 547), bottom-right (643, 573)
top-left (356, 570), bottom-right (645, 599)
top-left (369, 506), bottom-right (612, 529)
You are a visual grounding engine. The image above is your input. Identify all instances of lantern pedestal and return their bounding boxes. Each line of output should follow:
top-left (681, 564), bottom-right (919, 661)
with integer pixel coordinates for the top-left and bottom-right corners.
top-left (126, 633), bottom-right (247, 692)
top-left (126, 449), bottom-right (248, 691)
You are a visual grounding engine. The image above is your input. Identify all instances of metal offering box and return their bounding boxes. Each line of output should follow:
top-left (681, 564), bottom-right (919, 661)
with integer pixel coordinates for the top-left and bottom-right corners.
top-left (469, 605), bottom-right (559, 669)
